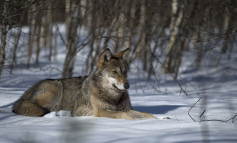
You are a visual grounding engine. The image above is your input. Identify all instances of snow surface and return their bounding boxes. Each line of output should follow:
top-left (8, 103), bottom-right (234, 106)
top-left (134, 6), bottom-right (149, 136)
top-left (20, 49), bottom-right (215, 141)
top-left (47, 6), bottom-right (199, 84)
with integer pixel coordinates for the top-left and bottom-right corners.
top-left (1, 27), bottom-right (237, 143)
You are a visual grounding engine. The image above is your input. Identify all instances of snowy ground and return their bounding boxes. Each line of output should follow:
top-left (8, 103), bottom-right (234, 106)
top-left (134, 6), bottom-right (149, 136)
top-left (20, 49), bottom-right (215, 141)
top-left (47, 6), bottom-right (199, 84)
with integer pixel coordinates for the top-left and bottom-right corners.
top-left (1, 29), bottom-right (237, 143)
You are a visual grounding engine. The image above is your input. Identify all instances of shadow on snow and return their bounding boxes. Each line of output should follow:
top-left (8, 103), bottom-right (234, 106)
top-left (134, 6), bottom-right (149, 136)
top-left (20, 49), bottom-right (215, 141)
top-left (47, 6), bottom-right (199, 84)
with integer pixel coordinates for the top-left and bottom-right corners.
top-left (133, 105), bottom-right (182, 114)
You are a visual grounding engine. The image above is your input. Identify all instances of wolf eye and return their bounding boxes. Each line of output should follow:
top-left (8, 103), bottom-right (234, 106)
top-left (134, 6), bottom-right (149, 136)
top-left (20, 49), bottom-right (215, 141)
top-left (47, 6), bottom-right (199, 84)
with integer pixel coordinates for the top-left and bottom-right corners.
top-left (113, 71), bottom-right (118, 74)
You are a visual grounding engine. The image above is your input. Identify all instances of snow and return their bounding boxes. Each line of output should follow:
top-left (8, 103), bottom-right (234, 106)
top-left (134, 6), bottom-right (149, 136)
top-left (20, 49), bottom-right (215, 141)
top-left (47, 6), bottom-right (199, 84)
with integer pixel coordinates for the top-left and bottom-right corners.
top-left (1, 27), bottom-right (237, 143)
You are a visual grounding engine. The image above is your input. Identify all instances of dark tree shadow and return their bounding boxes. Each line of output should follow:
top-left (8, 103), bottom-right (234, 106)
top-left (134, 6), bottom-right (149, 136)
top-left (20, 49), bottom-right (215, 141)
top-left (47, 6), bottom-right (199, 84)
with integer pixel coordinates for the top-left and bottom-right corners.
top-left (132, 105), bottom-right (183, 114)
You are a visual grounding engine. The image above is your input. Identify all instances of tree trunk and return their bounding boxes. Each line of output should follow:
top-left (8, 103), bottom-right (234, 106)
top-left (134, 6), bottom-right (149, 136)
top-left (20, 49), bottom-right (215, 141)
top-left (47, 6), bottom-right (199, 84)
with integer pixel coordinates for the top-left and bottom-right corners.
top-left (27, 1), bottom-right (36, 68)
top-left (195, 26), bottom-right (203, 69)
top-left (134, 0), bottom-right (146, 59)
top-left (85, 0), bottom-right (97, 74)
top-left (113, 0), bottom-right (125, 52)
top-left (126, 1), bottom-right (136, 64)
top-left (53, 27), bottom-right (58, 61)
top-left (10, 28), bottom-right (22, 73)
top-left (62, 0), bottom-right (79, 78)
top-left (216, 6), bottom-right (230, 66)
top-left (114, 12), bottom-right (125, 52)
top-left (34, 23), bottom-right (41, 67)
top-left (162, 0), bottom-right (183, 75)
top-left (34, 0), bottom-right (42, 67)
top-left (47, 0), bottom-right (53, 61)
top-left (40, 0), bottom-right (53, 61)
top-left (124, 0), bottom-right (135, 50)
top-left (0, 0), bottom-right (9, 77)
top-left (41, 15), bottom-right (47, 48)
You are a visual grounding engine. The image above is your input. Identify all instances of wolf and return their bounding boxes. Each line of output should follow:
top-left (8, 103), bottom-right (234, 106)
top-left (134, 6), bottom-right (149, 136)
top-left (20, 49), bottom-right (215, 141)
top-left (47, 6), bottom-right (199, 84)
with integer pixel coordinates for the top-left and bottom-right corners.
top-left (12, 48), bottom-right (156, 120)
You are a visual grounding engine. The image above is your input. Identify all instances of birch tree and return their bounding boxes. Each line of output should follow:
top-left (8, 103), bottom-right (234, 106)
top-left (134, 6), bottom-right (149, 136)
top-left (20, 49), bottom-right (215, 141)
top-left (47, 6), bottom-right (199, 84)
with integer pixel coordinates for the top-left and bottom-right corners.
top-left (27, 1), bottom-right (37, 68)
top-left (162, 0), bottom-right (184, 78)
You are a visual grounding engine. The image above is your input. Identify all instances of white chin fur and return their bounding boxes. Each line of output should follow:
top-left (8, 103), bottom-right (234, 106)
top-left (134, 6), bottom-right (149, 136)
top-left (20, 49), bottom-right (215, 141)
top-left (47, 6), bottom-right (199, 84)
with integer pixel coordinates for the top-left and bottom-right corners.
top-left (114, 83), bottom-right (125, 90)
top-left (106, 74), bottom-right (125, 91)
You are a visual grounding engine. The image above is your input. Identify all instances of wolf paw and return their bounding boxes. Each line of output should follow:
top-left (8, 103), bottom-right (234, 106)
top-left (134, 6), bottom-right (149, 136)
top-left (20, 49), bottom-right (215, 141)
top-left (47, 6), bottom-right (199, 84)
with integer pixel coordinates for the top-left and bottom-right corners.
top-left (141, 112), bottom-right (157, 119)
top-left (43, 112), bottom-right (57, 118)
top-left (56, 110), bottom-right (71, 117)
top-left (43, 110), bottom-right (71, 118)
top-left (156, 116), bottom-right (170, 119)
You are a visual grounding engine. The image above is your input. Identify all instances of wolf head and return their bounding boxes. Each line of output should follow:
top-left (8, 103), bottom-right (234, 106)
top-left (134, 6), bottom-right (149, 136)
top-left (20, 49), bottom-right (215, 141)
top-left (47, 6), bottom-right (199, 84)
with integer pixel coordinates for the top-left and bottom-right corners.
top-left (94, 48), bottom-right (130, 94)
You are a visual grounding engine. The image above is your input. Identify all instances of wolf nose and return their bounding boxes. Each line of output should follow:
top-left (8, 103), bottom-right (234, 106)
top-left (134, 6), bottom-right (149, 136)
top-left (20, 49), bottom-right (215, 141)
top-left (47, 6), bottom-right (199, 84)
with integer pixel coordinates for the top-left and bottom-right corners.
top-left (124, 83), bottom-right (130, 89)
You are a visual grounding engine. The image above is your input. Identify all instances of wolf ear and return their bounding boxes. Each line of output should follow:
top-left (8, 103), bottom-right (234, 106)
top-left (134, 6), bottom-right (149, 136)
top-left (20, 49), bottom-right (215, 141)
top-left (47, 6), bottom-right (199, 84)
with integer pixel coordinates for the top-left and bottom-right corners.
top-left (97, 48), bottom-right (112, 68)
top-left (113, 48), bottom-right (130, 58)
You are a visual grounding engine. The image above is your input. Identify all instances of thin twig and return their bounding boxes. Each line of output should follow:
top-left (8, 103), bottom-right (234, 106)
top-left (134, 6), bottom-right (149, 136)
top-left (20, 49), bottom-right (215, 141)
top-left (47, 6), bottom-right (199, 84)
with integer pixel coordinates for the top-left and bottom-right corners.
top-left (169, 73), bottom-right (188, 96)
top-left (56, 24), bottom-right (66, 47)
top-left (188, 97), bottom-right (202, 122)
top-left (201, 114), bottom-right (237, 123)
top-left (151, 53), bottom-right (188, 96)
top-left (199, 109), bottom-right (206, 118)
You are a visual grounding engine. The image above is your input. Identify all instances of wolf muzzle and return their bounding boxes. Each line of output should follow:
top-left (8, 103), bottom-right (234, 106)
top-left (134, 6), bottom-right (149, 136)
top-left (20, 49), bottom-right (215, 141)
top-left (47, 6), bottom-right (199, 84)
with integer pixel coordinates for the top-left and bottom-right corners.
top-left (124, 83), bottom-right (130, 89)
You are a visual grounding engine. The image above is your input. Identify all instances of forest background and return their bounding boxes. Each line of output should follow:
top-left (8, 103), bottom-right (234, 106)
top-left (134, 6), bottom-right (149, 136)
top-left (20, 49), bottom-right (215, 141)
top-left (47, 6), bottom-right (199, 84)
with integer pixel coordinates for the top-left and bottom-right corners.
top-left (1, 0), bottom-right (236, 79)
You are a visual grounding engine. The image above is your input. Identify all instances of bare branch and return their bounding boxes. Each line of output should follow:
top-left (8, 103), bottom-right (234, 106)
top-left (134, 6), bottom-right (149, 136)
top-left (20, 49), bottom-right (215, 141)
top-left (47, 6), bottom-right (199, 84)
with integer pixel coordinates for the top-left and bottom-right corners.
top-left (188, 97), bottom-right (202, 122)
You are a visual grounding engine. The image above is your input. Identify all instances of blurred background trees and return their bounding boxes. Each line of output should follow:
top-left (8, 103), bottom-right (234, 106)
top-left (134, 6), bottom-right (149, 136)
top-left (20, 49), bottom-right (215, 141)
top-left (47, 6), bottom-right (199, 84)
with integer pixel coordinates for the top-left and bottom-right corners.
top-left (0, 0), bottom-right (236, 78)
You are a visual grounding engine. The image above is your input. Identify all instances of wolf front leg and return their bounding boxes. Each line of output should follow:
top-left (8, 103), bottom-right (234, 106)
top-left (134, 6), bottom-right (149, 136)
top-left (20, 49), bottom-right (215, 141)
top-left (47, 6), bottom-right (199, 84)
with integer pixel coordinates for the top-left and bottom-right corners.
top-left (94, 110), bottom-right (156, 120)
top-left (94, 110), bottom-right (137, 120)
top-left (128, 110), bottom-right (157, 119)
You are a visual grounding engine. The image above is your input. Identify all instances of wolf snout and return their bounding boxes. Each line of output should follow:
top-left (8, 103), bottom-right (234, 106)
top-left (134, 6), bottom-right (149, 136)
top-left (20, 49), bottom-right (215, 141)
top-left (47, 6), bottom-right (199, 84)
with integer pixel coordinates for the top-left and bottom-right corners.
top-left (124, 83), bottom-right (130, 89)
